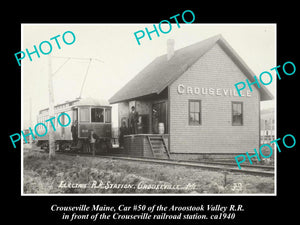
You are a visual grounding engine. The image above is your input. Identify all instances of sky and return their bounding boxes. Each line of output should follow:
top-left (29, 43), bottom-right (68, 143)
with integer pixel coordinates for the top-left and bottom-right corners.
top-left (22, 24), bottom-right (276, 128)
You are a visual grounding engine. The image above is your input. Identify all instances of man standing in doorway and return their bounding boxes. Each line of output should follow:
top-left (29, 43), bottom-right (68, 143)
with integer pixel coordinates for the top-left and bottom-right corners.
top-left (71, 120), bottom-right (78, 146)
top-left (129, 106), bottom-right (139, 134)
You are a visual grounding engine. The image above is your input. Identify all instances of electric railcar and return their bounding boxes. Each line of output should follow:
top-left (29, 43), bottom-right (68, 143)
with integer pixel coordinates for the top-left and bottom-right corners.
top-left (36, 97), bottom-right (112, 153)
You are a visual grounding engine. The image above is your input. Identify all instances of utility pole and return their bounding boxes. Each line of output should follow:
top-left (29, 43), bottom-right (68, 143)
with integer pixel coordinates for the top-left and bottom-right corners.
top-left (48, 55), bottom-right (55, 160)
top-left (29, 97), bottom-right (32, 145)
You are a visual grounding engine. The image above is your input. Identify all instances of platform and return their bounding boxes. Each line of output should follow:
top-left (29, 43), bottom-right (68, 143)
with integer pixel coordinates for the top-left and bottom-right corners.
top-left (123, 134), bottom-right (170, 159)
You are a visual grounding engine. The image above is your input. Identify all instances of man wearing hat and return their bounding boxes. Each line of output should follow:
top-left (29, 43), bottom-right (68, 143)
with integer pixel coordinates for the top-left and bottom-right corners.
top-left (128, 106), bottom-right (139, 134)
top-left (71, 120), bottom-right (78, 146)
top-left (88, 129), bottom-right (99, 156)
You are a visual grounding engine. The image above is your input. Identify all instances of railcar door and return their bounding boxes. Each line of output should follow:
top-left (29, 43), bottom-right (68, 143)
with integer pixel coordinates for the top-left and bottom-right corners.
top-left (73, 108), bottom-right (78, 134)
top-left (71, 108), bottom-right (79, 143)
top-left (78, 107), bottom-right (90, 138)
top-left (73, 108), bottom-right (78, 122)
top-left (60, 112), bottom-right (65, 138)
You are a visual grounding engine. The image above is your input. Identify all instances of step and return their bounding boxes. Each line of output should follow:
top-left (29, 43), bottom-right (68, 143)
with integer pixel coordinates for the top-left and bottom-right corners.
top-left (149, 137), bottom-right (164, 140)
top-left (150, 139), bottom-right (163, 143)
top-left (152, 147), bottom-right (164, 151)
top-left (152, 145), bottom-right (163, 149)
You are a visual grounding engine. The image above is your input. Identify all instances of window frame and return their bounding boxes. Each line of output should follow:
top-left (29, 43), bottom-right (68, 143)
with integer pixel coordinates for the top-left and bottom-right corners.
top-left (105, 108), bottom-right (112, 123)
top-left (188, 99), bottom-right (201, 126)
top-left (79, 107), bottom-right (90, 123)
top-left (232, 101), bottom-right (243, 126)
top-left (91, 107), bottom-right (105, 123)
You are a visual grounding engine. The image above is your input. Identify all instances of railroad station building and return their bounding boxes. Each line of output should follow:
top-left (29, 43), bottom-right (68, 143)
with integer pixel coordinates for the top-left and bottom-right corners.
top-left (109, 34), bottom-right (273, 160)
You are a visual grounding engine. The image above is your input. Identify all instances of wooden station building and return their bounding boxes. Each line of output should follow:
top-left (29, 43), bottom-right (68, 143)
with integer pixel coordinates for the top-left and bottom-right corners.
top-left (109, 34), bottom-right (273, 160)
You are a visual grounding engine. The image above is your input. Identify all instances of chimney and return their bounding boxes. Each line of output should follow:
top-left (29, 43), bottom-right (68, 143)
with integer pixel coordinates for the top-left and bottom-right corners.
top-left (167, 39), bottom-right (175, 60)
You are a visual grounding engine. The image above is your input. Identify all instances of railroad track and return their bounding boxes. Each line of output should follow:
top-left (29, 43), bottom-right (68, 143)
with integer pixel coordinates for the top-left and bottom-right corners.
top-left (50, 151), bottom-right (274, 177)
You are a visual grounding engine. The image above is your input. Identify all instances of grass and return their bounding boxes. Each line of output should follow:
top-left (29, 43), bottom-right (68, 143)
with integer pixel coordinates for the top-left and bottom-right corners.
top-left (23, 151), bottom-right (274, 194)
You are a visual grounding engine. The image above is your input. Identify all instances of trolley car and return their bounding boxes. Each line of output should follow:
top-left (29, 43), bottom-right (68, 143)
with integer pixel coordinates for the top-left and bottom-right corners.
top-left (36, 97), bottom-right (112, 153)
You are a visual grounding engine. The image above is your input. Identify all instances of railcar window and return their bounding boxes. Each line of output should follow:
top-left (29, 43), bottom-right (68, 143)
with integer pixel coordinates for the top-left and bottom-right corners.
top-left (80, 108), bottom-right (90, 122)
top-left (105, 108), bottom-right (111, 123)
top-left (232, 102), bottom-right (243, 126)
top-left (91, 108), bottom-right (104, 123)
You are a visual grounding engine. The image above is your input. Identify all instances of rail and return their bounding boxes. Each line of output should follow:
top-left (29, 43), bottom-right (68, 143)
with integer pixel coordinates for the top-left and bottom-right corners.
top-left (52, 151), bottom-right (274, 177)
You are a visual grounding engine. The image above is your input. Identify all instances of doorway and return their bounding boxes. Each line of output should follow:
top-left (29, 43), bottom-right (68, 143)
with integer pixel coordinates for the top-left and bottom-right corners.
top-left (152, 101), bottom-right (167, 134)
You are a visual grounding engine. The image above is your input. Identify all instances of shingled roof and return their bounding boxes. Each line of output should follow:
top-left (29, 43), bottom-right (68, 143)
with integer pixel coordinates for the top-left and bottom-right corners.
top-left (109, 34), bottom-right (273, 104)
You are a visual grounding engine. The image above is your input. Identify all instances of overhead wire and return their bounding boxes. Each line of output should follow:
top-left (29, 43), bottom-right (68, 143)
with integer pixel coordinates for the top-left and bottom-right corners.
top-left (50, 56), bottom-right (104, 98)
top-left (52, 57), bottom-right (71, 76)
top-left (79, 58), bottom-right (92, 99)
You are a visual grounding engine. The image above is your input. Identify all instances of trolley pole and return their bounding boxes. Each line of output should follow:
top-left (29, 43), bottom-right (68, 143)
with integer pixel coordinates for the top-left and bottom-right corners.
top-left (48, 55), bottom-right (55, 160)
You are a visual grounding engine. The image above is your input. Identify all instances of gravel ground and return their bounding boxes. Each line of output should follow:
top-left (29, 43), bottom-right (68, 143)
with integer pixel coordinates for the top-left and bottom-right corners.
top-left (23, 150), bottom-right (274, 194)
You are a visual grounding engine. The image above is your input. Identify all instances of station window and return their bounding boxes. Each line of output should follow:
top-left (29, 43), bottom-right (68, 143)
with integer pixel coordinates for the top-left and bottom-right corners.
top-left (232, 102), bottom-right (243, 126)
top-left (105, 108), bottom-right (111, 123)
top-left (189, 100), bottom-right (201, 125)
top-left (91, 108), bottom-right (104, 123)
top-left (80, 108), bottom-right (90, 122)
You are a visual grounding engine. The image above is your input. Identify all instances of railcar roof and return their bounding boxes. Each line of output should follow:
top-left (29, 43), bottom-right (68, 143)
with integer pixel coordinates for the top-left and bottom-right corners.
top-left (39, 97), bottom-right (110, 114)
top-left (73, 97), bottom-right (110, 107)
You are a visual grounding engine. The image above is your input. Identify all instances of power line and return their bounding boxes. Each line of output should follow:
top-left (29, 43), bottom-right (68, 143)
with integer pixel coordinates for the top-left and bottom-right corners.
top-left (51, 56), bottom-right (104, 63)
top-left (79, 58), bottom-right (92, 99)
top-left (51, 56), bottom-right (104, 77)
top-left (52, 57), bottom-right (71, 76)
top-left (50, 56), bottom-right (104, 99)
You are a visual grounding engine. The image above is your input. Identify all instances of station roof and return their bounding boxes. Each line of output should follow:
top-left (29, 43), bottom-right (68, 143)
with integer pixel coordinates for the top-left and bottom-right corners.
top-left (109, 34), bottom-right (273, 104)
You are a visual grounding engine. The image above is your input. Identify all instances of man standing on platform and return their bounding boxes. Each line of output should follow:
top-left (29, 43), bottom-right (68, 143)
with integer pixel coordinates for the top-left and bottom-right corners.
top-left (129, 106), bottom-right (139, 134)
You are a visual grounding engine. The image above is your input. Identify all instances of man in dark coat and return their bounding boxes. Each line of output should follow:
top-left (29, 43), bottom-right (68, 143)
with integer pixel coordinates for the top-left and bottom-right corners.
top-left (71, 120), bottom-right (78, 146)
top-left (88, 129), bottom-right (99, 156)
top-left (128, 106), bottom-right (139, 134)
top-left (119, 121), bottom-right (129, 148)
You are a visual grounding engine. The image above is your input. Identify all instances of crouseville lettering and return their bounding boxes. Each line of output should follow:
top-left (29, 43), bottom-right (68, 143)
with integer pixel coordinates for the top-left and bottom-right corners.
top-left (177, 84), bottom-right (252, 97)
